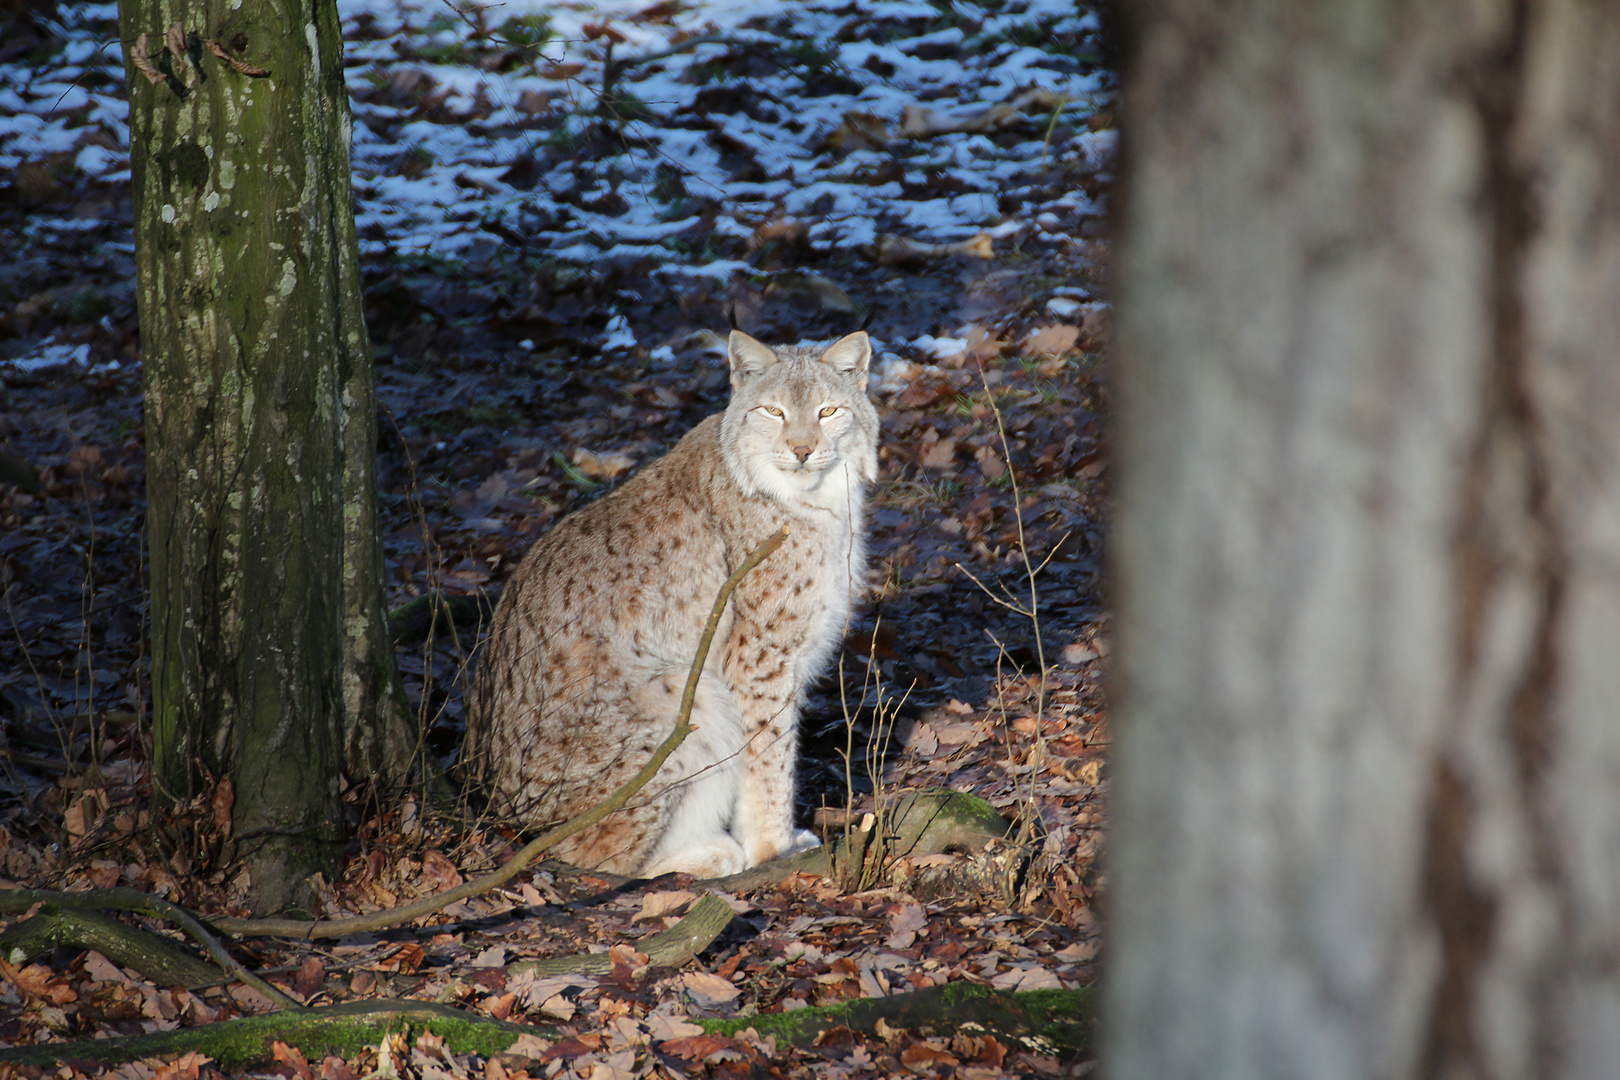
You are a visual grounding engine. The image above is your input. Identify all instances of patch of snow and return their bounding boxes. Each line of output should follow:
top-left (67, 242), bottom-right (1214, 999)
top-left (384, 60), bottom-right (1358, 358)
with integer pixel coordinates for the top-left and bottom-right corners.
top-left (1, 0), bottom-right (1112, 288)
top-left (601, 315), bottom-right (637, 352)
top-left (914, 335), bottom-right (967, 362)
top-left (1076, 130), bottom-right (1119, 172)
top-left (76, 143), bottom-right (119, 177)
top-left (3, 343), bottom-right (91, 372)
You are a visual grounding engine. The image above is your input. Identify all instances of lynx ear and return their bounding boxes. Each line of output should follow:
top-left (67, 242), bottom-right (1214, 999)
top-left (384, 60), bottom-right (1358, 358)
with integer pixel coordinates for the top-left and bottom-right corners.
top-left (728, 330), bottom-right (779, 389)
top-left (819, 331), bottom-right (871, 391)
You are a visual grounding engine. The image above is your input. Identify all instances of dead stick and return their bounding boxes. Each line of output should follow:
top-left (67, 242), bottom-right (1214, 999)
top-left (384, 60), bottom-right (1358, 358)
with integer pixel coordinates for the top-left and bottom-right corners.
top-left (213, 524), bottom-right (791, 940)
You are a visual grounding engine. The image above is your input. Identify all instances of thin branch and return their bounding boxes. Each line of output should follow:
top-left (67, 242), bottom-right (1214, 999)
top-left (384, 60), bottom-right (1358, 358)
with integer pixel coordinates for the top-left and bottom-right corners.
top-left (953, 560), bottom-right (1033, 617)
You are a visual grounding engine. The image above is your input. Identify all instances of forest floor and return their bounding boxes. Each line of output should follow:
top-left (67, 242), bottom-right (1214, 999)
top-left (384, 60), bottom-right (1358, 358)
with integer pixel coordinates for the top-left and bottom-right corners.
top-left (0, 0), bottom-right (1113, 1076)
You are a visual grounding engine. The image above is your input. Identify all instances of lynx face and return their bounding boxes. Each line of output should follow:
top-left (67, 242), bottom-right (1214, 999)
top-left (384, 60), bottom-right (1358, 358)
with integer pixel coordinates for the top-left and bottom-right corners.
top-left (720, 331), bottom-right (879, 511)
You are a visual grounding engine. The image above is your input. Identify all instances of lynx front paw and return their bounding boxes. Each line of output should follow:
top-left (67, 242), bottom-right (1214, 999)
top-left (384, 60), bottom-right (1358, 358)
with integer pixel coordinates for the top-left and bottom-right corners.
top-left (642, 836), bottom-right (748, 879)
top-left (746, 828), bottom-right (822, 866)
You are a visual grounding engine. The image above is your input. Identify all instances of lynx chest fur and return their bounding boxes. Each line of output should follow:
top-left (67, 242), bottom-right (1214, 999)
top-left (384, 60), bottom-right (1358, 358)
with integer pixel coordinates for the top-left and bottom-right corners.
top-left (465, 331), bottom-right (879, 877)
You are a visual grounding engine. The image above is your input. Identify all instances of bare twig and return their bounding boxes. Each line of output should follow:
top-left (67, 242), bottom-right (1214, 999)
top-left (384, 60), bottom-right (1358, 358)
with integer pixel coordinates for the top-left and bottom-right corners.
top-left (965, 364), bottom-right (1054, 848)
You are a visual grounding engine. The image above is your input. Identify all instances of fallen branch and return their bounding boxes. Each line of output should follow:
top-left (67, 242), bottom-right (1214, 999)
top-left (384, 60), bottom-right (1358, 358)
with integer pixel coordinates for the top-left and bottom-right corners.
top-left (0, 896), bottom-right (731, 1066)
top-left (510, 891), bottom-right (733, 978)
top-left (214, 523), bottom-right (789, 940)
top-left (0, 905), bottom-right (220, 989)
top-left (0, 527), bottom-right (786, 1026)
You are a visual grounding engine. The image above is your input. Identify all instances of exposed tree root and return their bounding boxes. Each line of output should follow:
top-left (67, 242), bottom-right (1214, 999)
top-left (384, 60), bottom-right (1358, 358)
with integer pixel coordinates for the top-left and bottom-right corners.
top-left (0, 904), bottom-right (219, 989)
top-left (0, 888), bottom-right (297, 1008)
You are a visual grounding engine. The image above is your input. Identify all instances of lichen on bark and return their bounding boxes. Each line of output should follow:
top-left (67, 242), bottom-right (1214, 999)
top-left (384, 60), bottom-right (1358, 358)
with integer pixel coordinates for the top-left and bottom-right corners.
top-left (119, 0), bottom-right (420, 913)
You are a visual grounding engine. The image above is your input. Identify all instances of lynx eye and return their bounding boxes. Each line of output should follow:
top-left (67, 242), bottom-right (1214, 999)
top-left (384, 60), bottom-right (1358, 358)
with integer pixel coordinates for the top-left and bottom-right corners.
top-left (762, 406), bottom-right (784, 418)
top-left (818, 406), bottom-right (838, 418)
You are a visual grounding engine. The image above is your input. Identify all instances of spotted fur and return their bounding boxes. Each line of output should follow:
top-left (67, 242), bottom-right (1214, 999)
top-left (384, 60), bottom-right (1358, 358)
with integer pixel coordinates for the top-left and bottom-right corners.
top-left (464, 331), bottom-right (878, 876)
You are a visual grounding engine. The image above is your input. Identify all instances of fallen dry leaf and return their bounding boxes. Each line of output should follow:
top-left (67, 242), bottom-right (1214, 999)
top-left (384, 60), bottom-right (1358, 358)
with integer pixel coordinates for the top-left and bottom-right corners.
top-left (887, 902), bottom-right (927, 949)
top-left (572, 447), bottom-right (636, 481)
top-left (1025, 324), bottom-right (1080, 358)
top-left (151, 1050), bottom-right (212, 1080)
top-left (505, 1032), bottom-right (552, 1060)
top-left (975, 444), bottom-right (1007, 481)
top-left (991, 965), bottom-right (1064, 992)
top-left (635, 889), bottom-right (698, 922)
top-left (681, 970), bottom-right (741, 1007)
top-left (918, 433), bottom-right (958, 469)
top-left (900, 1040), bottom-right (961, 1070)
top-left (661, 1034), bottom-right (741, 1062)
top-left (0, 960), bottom-right (77, 1005)
top-left (273, 1040), bottom-right (315, 1080)
top-left (421, 849), bottom-right (463, 889)
top-left (904, 722), bottom-right (939, 755)
top-left (294, 956), bottom-right (325, 998)
top-left (645, 1014), bottom-right (704, 1041)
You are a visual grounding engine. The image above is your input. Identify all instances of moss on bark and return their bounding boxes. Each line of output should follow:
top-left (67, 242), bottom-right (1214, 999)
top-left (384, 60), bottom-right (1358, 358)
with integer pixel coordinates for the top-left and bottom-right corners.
top-left (118, 0), bottom-right (423, 911)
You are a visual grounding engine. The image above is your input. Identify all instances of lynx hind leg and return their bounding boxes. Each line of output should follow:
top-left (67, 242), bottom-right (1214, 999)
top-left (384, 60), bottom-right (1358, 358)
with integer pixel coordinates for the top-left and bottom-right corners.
top-left (635, 669), bottom-right (748, 878)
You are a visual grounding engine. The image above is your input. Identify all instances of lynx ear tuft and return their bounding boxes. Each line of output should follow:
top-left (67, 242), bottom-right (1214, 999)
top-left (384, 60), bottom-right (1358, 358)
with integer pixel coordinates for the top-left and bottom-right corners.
top-left (728, 330), bottom-right (779, 388)
top-left (819, 331), bottom-right (872, 390)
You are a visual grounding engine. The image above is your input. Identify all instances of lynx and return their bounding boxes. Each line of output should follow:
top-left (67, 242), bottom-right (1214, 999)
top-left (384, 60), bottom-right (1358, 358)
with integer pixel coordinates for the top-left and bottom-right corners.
top-left (463, 330), bottom-right (879, 878)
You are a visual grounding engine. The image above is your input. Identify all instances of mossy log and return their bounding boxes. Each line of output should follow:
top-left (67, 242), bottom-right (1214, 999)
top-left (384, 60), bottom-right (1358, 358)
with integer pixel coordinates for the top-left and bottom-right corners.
top-left (0, 985), bottom-right (1091, 1069)
top-left (708, 982), bottom-right (1094, 1057)
top-left (0, 905), bottom-right (220, 989)
top-left (0, 1000), bottom-right (540, 1070)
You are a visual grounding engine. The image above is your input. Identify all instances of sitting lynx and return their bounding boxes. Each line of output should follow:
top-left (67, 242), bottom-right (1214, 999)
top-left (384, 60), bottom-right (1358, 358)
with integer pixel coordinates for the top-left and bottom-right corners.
top-left (463, 330), bottom-right (879, 878)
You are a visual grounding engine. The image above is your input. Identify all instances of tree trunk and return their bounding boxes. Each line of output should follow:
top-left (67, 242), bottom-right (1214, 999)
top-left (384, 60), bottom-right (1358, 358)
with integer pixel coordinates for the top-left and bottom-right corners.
top-left (120, 0), bottom-right (418, 913)
top-left (1107, 2), bottom-right (1620, 1078)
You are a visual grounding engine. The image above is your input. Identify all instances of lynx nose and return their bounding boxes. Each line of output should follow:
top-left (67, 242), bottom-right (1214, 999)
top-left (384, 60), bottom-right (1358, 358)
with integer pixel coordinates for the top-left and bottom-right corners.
top-left (792, 445), bottom-right (813, 463)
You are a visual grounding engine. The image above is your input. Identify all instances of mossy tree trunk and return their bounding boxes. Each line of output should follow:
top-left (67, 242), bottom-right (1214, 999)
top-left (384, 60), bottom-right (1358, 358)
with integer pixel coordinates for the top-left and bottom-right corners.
top-left (1110, 1), bottom-right (1620, 1077)
top-left (119, 0), bottom-right (419, 913)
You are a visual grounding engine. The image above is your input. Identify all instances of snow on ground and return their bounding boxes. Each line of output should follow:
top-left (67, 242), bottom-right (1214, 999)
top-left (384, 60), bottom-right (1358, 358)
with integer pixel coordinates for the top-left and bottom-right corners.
top-left (1, 0), bottom-right (1111, 368)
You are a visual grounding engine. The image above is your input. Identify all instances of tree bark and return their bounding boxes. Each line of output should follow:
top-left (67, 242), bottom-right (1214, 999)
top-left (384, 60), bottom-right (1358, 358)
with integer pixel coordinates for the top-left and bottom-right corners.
top-left (119, 0), bottom-right (417, 913)
top-left (1107, 3), bottom-right (1620, 1078)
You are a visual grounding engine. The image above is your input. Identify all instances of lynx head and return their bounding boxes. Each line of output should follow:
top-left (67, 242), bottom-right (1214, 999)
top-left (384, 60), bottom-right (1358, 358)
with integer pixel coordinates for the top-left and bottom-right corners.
top-left (719, 330), bottom-right (880, 510)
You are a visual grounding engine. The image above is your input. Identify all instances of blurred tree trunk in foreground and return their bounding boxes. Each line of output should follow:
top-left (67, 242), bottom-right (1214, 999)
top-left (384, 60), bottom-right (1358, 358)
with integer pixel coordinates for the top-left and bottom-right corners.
top-left (119, 0), bottom-right (418, 913)
top-left (1108, 2), bottom-right (1620, 1077)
